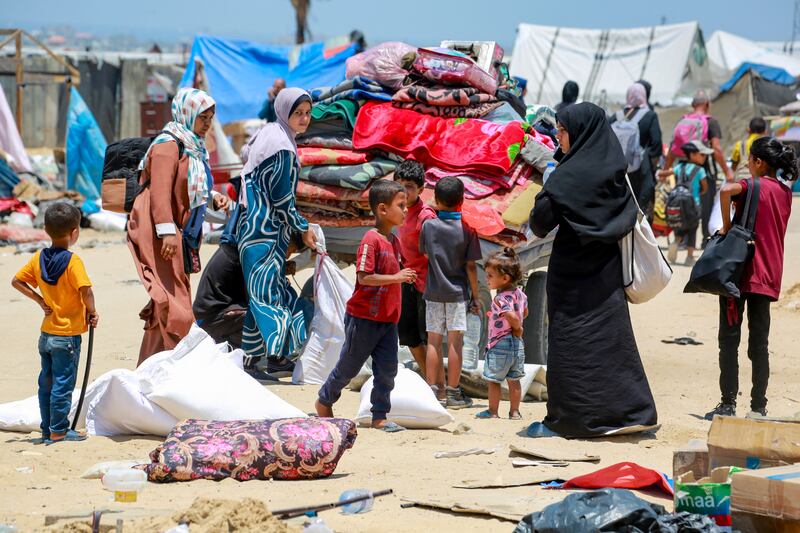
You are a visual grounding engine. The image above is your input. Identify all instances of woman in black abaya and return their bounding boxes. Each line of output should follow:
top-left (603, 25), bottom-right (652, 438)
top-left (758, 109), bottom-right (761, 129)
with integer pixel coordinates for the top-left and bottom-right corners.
top-left (528, 102), bottom-right (658, 438)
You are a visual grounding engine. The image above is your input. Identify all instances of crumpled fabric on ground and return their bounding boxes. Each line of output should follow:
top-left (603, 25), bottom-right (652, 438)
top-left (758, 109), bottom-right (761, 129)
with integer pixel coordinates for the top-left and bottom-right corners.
top-left (560, 462), bottom-right (674, 497)
top-left (138, 417), bottom-right (357, 482)
top-left (514, 489), bottom-right (722, 533)
top-left (310, 76), bottom-right (392, 105)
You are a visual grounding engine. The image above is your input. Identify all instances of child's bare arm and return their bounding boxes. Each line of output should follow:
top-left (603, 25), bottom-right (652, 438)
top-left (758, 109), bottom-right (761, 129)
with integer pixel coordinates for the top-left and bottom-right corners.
top-left (699, 177), bottom-right (708, 195)
top-left (357, 269), bottom-right (416, 287)
top-left (719, 182), bottom-right (745, 235)
top-left (79, 286), bottom-right (99, 327)
top-left (466, 260), bottom-right (481, 314)
top-left (502, 310), bottom-right (523, 337)
top-left (11, 277), bottom-right (51, 315)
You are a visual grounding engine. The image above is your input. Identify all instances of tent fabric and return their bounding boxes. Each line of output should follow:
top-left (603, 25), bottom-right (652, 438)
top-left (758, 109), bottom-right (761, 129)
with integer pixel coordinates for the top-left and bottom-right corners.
top-left (708, 31), bottom-right (800, 84)
top-left (720, 62), bottom-right (797, 92)
top-left (66, 87), bottom-right (107, 211)
top-left (0, 85), bottom-right (32, 173)
top-left (179, 35), bottom-right (357, 125)
top-left (509, 22), bottom-right (713, 108)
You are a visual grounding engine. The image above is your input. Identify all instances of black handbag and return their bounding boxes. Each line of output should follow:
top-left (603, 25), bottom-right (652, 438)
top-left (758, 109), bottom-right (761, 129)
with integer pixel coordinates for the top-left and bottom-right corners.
top-left (683, 178), bottom-right (760, 298)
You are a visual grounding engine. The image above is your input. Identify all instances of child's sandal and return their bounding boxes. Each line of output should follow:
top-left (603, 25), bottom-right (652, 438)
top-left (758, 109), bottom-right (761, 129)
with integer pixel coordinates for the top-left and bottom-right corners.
top-left (475, 410), bottom-right (499, 419)
top-left (509, 411), bottom-right (522, 420)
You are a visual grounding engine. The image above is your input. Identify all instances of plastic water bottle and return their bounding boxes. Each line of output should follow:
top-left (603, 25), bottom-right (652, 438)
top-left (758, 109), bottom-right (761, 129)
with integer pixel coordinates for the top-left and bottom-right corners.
top-left (101, 468), bottom-right (147, 502)
top-left (302, 518), bottom-right (333, 532)
top-left (542, 162), bottom-right (556, 184)
top-left (339, 489), bottom-right (374, 514)
top-left (461, 312), bottom-right (482, 371)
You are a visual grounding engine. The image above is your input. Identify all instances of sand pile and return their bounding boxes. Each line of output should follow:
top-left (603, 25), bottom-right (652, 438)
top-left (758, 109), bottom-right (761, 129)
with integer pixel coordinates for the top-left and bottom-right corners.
top-left (54, 498), bottom-right (297, 533)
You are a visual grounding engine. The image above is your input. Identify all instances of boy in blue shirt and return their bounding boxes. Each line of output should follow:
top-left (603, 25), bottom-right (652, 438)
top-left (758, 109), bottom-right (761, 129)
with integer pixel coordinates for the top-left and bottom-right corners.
top-left (661, 140), bottom-right (711, 265)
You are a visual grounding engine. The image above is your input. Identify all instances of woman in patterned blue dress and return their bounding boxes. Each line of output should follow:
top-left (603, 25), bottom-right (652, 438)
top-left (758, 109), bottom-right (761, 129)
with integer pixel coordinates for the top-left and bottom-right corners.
top-left (237, 88), bottom-right (317, 380)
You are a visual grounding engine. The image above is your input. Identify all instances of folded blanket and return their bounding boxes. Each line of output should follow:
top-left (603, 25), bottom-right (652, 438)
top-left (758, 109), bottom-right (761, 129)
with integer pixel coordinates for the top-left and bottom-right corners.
top-left (392, 101), bottom-right (503, 118)
top-left (393, 86), bottom-right (496, 106)
top-left (299, 158), bottom-right (397, 190)
top-left (296, 132), bottom-right (354, 150)
top-left (296, 180), bottom-right (372, 206)
top-left (311, 76), bottom-right (392, 105)
top-left (354, 102), bottom-right (525, 176)
top-left (311, 100), bottom-right (361, 130)
top-left (298, 147), bottom-right (372, 166)
top-left (425, 161), bottom-right (534, 200)
top-left (139, 417), bottom-right (357, 482)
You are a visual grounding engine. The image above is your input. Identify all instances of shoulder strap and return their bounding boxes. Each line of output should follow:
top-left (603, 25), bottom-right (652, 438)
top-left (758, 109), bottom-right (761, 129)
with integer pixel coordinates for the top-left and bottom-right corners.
top-left (160, 130), bottom-right (185, 159)
top-left (742, 177), bottom-right (760, 231)
top-left (630, 107), bottom-right (648, 125)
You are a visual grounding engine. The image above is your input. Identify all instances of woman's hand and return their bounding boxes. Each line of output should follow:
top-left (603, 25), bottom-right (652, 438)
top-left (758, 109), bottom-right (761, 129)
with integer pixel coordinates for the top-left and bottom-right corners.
top-left (302, 228), bottom-right (317, 251)
top-left (160, 235), bottom-right (179, 260)
top-left (212, 194), bottom-right (230, 211)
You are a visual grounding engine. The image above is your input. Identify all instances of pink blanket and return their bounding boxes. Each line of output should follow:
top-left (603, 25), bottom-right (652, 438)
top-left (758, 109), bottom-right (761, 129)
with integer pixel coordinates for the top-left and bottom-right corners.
top-left (353, 102), bottom-right (525, 176)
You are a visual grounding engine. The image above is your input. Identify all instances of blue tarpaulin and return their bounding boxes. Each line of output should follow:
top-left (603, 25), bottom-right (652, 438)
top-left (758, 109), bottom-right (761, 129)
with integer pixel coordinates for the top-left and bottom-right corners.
top-left (720, 62), bottom-right (797, 92)
top-left (66, 87), bottom-right (106, 214)
top-left (180, 35), bottom-right (357, 125)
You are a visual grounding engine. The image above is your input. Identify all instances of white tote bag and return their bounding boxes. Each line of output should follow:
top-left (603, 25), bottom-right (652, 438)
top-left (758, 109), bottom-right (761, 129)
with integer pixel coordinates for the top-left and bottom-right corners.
top-left (619, 176), bottom-right (672, 304)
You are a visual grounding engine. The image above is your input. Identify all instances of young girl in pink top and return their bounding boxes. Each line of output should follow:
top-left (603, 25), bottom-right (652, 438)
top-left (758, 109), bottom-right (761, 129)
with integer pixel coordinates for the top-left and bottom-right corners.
top-left (476, 248), bottom-right (528, 420)
top-left (705, 137), bottom-right (796, 420)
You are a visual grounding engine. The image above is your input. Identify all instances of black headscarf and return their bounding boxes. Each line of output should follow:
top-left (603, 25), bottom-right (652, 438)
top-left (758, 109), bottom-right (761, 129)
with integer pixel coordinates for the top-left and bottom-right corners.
top-left (544, 102), bottom-right (637, 243)
top-left (636, 79), bottom-right (654, 110)
top-left (555, 80), bottom-right (579, 112)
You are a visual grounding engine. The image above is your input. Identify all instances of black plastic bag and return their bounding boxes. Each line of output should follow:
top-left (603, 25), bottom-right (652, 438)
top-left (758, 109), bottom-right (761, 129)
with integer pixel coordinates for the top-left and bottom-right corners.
top-left (513, 489), bottom-right (722, 533)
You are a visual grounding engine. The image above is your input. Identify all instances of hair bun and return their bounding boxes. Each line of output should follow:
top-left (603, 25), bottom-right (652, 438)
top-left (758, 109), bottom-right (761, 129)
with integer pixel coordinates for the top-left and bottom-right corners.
top-left (503, 246), bottom-right (517, 258)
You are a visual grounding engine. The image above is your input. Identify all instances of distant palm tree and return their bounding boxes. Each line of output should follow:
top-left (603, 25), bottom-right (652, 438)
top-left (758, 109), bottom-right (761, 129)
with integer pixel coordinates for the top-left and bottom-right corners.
top-left (290, 0), bottom-right (310, 44)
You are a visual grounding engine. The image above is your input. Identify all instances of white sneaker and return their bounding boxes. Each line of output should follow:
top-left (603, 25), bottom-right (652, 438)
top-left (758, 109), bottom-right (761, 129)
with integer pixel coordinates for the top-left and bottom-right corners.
top-left (667, 240), bottom-right (679, 264)
top-left (746, 409), bottom-right (767, 419)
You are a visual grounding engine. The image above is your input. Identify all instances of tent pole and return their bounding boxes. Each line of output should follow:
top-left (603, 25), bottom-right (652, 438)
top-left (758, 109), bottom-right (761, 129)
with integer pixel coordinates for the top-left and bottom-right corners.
top-left (14, 30), bottom-right (23, 137)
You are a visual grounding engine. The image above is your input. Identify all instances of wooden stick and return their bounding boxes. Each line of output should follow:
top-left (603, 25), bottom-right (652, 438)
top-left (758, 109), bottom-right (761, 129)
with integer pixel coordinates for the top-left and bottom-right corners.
top-left (273, 489), bottom-right (393, 520)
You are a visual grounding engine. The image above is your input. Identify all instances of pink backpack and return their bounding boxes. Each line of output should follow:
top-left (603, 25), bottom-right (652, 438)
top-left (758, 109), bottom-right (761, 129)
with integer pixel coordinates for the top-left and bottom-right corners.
top-left (670, 112), bottom-right (710, 157)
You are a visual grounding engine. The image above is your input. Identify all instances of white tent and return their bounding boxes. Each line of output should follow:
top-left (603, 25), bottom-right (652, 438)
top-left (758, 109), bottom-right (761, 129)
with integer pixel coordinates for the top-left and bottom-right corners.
top-left (0, 85), bottom-right (32, 173)
top-left (707, 31), bottom-right (800, 83)
top-left (510, 21), bottom-right (713, 108)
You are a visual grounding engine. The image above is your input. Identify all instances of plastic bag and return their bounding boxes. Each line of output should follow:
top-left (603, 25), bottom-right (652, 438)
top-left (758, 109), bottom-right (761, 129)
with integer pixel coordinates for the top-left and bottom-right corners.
top-left (514, 488), bottom-right (722, 533)
top-left (345, 42), bottom-right (415, 90)
top-left (293, 225), bottom-right (355, 385)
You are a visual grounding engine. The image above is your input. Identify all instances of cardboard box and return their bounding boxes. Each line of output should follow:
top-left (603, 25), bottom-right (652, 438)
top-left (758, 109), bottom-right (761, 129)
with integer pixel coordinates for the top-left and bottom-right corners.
top-left (675, 467), bottom-right (735, 532)
top-left (732, 465), bottom-right (800, 523)
top-left (673, 439), bottom-right (709, 480)
top-left (708, 416), bottom-right (800, 470)
top-left (732, 511), bottom-right (800, 533)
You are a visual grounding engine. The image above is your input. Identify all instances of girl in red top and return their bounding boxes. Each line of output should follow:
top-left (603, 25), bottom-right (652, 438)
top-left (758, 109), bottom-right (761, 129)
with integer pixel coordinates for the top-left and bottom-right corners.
top-left (705, 137), bottom-right (796, 420)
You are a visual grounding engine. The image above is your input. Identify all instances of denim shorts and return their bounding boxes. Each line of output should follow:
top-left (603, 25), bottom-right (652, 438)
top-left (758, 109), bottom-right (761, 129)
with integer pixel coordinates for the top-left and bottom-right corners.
top-left (483, 335), bottom-right (525, 383)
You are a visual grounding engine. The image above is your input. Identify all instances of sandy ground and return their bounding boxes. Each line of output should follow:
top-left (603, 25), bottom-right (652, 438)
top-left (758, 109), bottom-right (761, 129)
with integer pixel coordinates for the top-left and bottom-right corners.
top-left (1, 199), bottom-right (799, 532)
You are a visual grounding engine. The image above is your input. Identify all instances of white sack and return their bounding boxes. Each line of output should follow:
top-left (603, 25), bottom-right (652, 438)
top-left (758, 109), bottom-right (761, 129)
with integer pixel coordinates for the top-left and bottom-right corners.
top-left (147, 329), bottom-right (306, 421)
top-left (293, 225), bottom-right (354, 385)
top-left (355, 366), bottom-right (454, 429)
top-left (459, 361), bottom-right (547, 402)
top-left (85, 371), bottom-right (178, 437)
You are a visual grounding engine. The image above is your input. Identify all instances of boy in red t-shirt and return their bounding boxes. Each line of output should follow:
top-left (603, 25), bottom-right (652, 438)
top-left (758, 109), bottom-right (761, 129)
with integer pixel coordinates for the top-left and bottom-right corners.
top-left (316, 180), bottom-right (416, 431)
top-left (394, 160), bottom-right (437, 375)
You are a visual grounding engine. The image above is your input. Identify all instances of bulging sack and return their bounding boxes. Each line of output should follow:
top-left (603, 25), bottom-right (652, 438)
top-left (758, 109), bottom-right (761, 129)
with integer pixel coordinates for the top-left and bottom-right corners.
top-left (620, 176), bottom-right (672, 304)
top-left (293, 225), bottom-right (354, 385)
top-left (355, 366), bottom-right (454, 429)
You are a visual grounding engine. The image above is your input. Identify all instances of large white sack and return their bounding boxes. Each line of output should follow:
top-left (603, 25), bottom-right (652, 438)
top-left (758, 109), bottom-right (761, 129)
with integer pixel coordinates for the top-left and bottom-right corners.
top-left (293, 225), bottom-right (354, 385)
top-left (147, 330), bottom-right (306, 421)
top-left (458, 360), bottom-right (547, 402)
top-left (86, 371), bottom-right (177, 437)
top-left (0, 384), bottom-right (96, 433)
top-left (355, 366), bottom-right (454, 429)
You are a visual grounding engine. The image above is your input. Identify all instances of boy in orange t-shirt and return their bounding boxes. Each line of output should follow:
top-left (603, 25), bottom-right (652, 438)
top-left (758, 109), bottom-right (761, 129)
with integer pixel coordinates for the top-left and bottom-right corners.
top-left (12, 202), bottom-right (99, 444)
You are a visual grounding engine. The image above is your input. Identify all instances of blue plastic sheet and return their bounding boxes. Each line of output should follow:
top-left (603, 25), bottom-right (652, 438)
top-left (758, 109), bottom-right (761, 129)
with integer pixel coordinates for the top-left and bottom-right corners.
top-left (180, 35), bottom-right (357, 125)
top-left (66, 87), bottom-right (106, 213)
top-left (720, 62), bottom-right (797, 92)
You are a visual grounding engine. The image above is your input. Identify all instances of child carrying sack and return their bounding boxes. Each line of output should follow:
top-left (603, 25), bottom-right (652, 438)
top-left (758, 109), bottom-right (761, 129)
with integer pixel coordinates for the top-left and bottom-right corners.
top-left (619, 175), bottom-right (673, 304)
top-left (670, 113), bottom-right (710, 157)
top-left (665, 165), bottom-right (701, 231)
top-left (684, 178), bottom-right (760, 298)
top-left (610, 108), bottom-right (647, 173)
top-left (101, 132), bottom-right (184, 214)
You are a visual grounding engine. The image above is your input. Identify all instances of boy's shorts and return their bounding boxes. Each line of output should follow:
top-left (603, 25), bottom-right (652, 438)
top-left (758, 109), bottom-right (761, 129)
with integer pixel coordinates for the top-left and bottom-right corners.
top-left (483, 335), bottom-right (525, 383)
top-left (399, 284), bottom-right (427, 348)
top-left (425, 300), bottom-right (467, 335)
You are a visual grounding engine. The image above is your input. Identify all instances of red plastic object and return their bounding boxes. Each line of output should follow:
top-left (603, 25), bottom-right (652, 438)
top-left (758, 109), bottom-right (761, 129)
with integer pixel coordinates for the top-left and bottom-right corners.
top-left (561, 462), bottom-right (674, 497)
top-left (412, 48), bottom-right (498, 95)
top-left (461, 202), bottom-right (506, 236)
